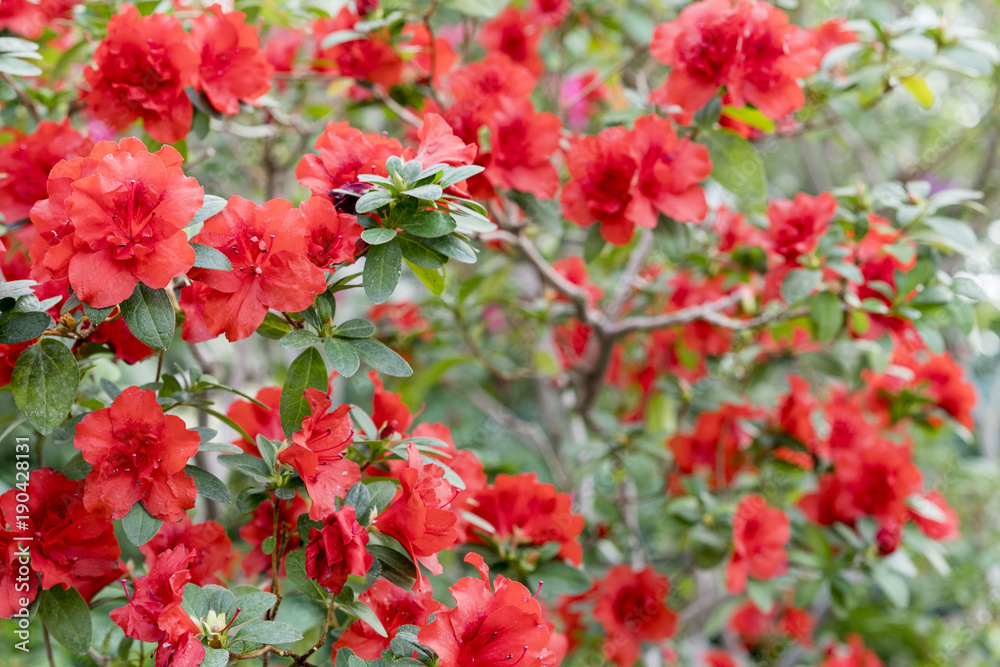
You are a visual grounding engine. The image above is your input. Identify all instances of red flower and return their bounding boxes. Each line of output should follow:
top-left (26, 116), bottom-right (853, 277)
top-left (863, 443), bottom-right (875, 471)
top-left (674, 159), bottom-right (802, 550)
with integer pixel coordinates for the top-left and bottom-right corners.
top-left (401, 24), bottom-right (457, 84)
top-left (0, 120), bottom-right (92, 223)
top-left (31, 138), bottom-right (202, 308)
top-left (296, 121), bottom-right (403, 200)
top-left (819, 635), bottom-right (883, 667)
top-left (189, 196), bottom-right (329, 341)
top-left (909, 490), bottom-right (960, 541)
top-left (0, 341), bottom-right (33, 388)
top-left (560, 126), bottom-right (639, 245)
top-left (468, 472), bottom-right (584, 565)
top-left (775, 375), bottom-right (819, 450)
top-left (630, 114), bottom-right (712, 225)
top-left (241, 496), bottom-right (308, 578)
top-left (227, 386), bottom-right (284, 456)
top-left (179, 281), bottom-right (216, 343)
top-left (372, 444), bottom-right (458, 587)
top-left (447, 53), bottom-right (537, 140)
top-left (412, 113), bottom-right (478, 169)
top-left (300, 197), bottom-right (363, 271)
top-left (0, 469), bottom-right (121, 617)
top-left (667, 404), bottom-right (757, 490)
top-left (264, 27), bottom-right (304, 74)
top-left (111, 546), bottom-right (201, 652)
top-left (140, 516), bottom-right (233, 586)
top-left (85, 317), bottom-right (156, 364)
top-left (593, 565), bottom-right (677, 667)
top-left (191, 5), bottom-right (274, 115)
top-left (370, 371), bottom-right (414, 438)
top-left (766, 192), bottom-right (837, 263)
top-left (703, 651), bottom-right (739, 667)
top-left (278, 388), bottom-right (360, 520)
top-left (369, 302), bottom-right (432, 339)
top-left (418, 553), bottom-right (553, 667)
top-left (813, 18), bottom-right (859, 58)
top-left (650, 0), bottom-right (747, 114)
top-left (312, 8), bottom-right (403, 87)
top-left (305, 505), bottom-right (372, 595)
top-left (479, 7), bottom-right (544, 77)
top-left (333, 579), bottom-right (445, 659)
top-left (483, 96), bottom-right (562, 199)
top-left (730, 599), bottom-right (814, 650)
top-left (82, 4), bottom-right (199, 143)
top-left (0, 0), bottom-right (76, 37)
top-left (75, 386), bottom-right (200, 521)
top-left (725, 495), bottom-right (790, 594)
top-left (530, 0), bottom-right (571, 27)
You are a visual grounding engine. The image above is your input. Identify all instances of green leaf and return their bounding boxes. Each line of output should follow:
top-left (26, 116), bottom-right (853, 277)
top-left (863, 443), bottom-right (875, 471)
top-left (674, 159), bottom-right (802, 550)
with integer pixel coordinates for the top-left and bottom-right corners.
top-left (402, 184), bottom-right (444, 200)
top-left (0, 56), bottom-right (42, 77)
top-left (0, 310), bottom-right (49, 344)
top-left (368, 544), bottom-right (417, 590)
top-left (702, 130), bottom-right (767, 206)
top-left (421, 235), bottom-right (476, 264)
top-left (82, 303), bottom-right (114, 327)
top-left (182, 583), bottom-right (209, 620)
top-left (746, 578), bottom-right (774, 614)
top-left (333, 319), bottom-right (376, 338)
top-left (191, 243), bottom-right (234, 270)
top-left (184, 465), bottom-right (232, 503)
top-left (809, 292), bottom-right (843, 342)
top-left (363, 240), bottom-right (403, 305)
top-left (366, 481), bottom-right (400, 515)
top-left (233, 620), bottom-right (303, 646)
top-left (279, 330), bottom-right (321, 349)
top-left (122, 502), bottom-right (163, 546)
top-left (0, 37), bottom-right (39, 53)
top-left (406, 260), bottom-right (445, 296)
top-left (187, 195), bottom-right (228, 227)
top-left (11, 339), bottom-right (79, 435)
top-left (399, 210), bottom-right (457, 238)
top-left (356, 191), bottom-right (396, 214)
top-left (720, 105), bottom-right (776, 132)
top-left (284, 550), bottom-right (326, 600)
top-left (324, 337), bottom-right (361, 378)
top-left (397, 235), bottom-right (447, 269)
top-left (218, 454), bottom-right (273, 482)
top-left (233, 591), bottom-right (278, 620)
top-left (781, 269), bottom-right (822, 304)
top-left (38, 587), bottom-right (92, 655)
top-left (900, 74), bottom-right (934, 109)
top-left (361, 228), bottom-right (398, 245)
top-left (256, 312), bottom-right (292, 340)
top-left (346, 338), bottom-right (412, 377)
top-left (120, 284), bottom-right (175, 350)
top-left (338, 599), bottom-right (388, 638)
top-left (873, 566), bottom-right (910, 608)
top-left (526, 561), bottom-right (591, 595)
top-left (202, 648), bottom-right (230, 667)
top-left (280, 347), bottom-right (328, 437)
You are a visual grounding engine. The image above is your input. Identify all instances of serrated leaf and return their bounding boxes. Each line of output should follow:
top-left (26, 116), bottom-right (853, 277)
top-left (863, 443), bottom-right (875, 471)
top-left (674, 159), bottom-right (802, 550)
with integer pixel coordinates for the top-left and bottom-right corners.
top-left (38, 587), bottom-right (91, 655)
top-left (280, 347), bottom-right (328, 437)
top-left (191, 243), bottom-right (234, 270)
top-left (346, 338), bottom-right (412, 377)
top-left (11, 339), bottom-right (79, 435)
top-left (122, 502), bottom-right (163, 546)
top-left (184, 465), bottom-right (232, 503)
top-left (120, 283), bottom-right (175, 350)
top-left (363, 241), bottom-right (403, 305)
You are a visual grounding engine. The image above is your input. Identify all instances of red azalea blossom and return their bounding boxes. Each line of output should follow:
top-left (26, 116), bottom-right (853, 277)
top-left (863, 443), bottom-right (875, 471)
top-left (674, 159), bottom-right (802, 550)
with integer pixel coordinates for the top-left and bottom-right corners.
top-left (139, 516), bottom-right (233, 586)
top-left (479, 7), bottom-right (544, 77)
top-left (179, 280), bottom-right (217, 343)
top-left (30, 138), bottom-right (202, 308)
top-left (312, 8), bottom-right (403, 88)
top-left (188, 196), bottom-right (329, 341)
top-left (412, 112), bottom-right (478, 169)
top-left (82, 4), bottom-right (199, 143)
top-left (226, 386), bottom-right (284, 455)
top-left (278, 388), bottom-right (360, 520)
top-left (84, 316), bottom-right (156, 364)
top-left (111, 545), bottom-right (203, 664)
top-left (813, 18), bottom-right (860, 58)
top-left (241, 496), bottom-right (308, 578)
top-left (775, 374), bottom-right (819, 450)
top-left (593, 565), bottom-right (677, 667)
top-left (468, 472), bottom-right (585, 565)
top-left (418, 552), bottom-right (554, 667)
top-left (0, 469), bottom-right (121, 617)
top-left (766, 191), bottom-right (838, 264)
top-left (372, 444), bottom-right (458, 586)
top-left (333, 579), bottom-right (445, 659)
top-left (483, 96), bottom-right (562, 199)
top-left (730, 599), bottom-right (814, 650)
top-left (370, 370), bottom-right (414, 438)
top-left (820, 635), bottom-right (883, 667)
top-left (191, 5), bottom-right (274, 115)
top-left (300, 196), bottom-right (364, 270)
top-left (0, 0), bottom-right (76, 37)
top-left (305, 505), bottom-right (372, 594)
top-left (74, 386), bottom-right (200, 521)
top-left (725, 494), bottom-right (791, 594)
top-left (668, 404), bottom-right (757, 490)
top-left (296, 121), bottom-right (403, 200)
top-left (909, 490), bottom-right (960, 541)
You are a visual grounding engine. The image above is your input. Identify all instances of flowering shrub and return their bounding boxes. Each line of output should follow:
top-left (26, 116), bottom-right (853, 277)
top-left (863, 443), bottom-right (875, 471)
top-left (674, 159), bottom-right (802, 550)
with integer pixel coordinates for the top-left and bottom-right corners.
top-left (0, 0), bottom-right (997, 666)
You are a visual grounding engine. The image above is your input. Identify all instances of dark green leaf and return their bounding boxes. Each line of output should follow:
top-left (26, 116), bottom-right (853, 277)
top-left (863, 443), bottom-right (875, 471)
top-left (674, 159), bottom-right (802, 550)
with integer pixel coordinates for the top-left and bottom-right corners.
top-left (257, 312), bottom-right (292, 340)
top-left (397, 235), bottom-right (447, 269)
top-left (191, 243), bottom-right (234, 271)
top-left (0, 310), bottom-right (49, 344)
top-left (324, 338), bottom-right (361, 378)
top-left (38, 587), bottom-right (91, 655)
top-left (83, 303), bottom-right (114, 326)
top-left (399, 210), bottom-right (456, 238)
top-left (11, 339), bottom-right (79, 434)
top-left (337, 599), bottom-right (388, 638)
top-left (120, 284), bottom-right (175, 350)
top-left (368, 544), bottom-right (416, 590)
top-left (219, 454), bottom-right (273, 482)
top-left (233, 620), bottom-right (303, 646)
top-left (184, 465), bottom-right (232, 503)
top-left (280, 347), bottom-right (328, 437)
top-left (347, 338), bottom-right (412, 377)
top-left (363, 241), bottom-right (403, 305)
top-left (421, 235), bottom-right (476, 264)
top-left (122, 503), bottom-right (163, 546)
top-left (284, 550), bottom-right (326, 600)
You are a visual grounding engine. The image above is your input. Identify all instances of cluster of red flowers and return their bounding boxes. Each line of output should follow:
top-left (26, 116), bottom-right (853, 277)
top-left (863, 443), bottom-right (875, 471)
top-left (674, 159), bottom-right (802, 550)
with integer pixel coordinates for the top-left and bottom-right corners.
top-left (82, 4), bottom-right (273, 143)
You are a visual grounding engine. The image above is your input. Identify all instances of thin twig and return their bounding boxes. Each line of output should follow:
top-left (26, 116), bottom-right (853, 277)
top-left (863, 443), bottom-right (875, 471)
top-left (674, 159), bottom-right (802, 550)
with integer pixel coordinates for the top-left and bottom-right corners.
top-left (1, 72), bottom-right (41, 123)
